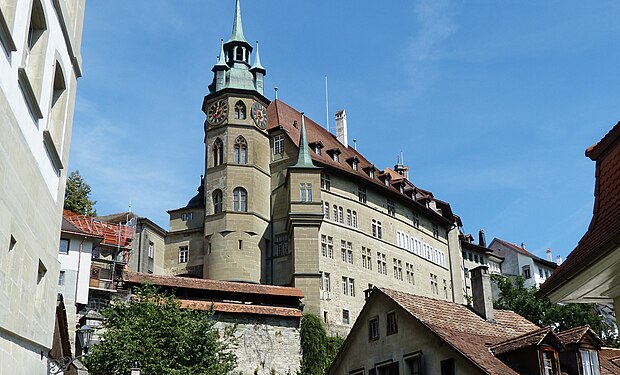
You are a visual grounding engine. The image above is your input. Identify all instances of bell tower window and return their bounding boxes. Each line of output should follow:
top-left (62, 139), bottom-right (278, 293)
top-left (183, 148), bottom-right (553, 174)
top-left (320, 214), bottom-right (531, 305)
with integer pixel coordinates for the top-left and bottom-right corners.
top-left (212, 138), bottom-right (224, 167)
top-left (235, 46), bottom-right (244, 61)
top-left (234, 101), bottom-right (246, 120)
top-left (234, 135), bottom-right (247, 164)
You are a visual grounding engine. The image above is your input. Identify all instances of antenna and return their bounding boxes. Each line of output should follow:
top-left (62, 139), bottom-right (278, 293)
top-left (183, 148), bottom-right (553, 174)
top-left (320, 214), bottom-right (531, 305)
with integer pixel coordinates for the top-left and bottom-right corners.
top-left (274, 86), bottom-right (278, 100)
top-left (325, 75), bottom-right (329, 132)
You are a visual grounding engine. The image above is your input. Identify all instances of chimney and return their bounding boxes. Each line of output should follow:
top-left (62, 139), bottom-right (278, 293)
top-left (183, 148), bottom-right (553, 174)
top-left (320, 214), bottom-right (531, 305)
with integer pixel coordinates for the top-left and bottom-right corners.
top-left (335, 109), bottom-right (348, 148)
top-left (471, 265), bottom-right (494, 321)
top-left (521, 242), bottom-right (526, 249)
top-left (556, 255), bottom-right (563, 265)
top-left (478, 229), bottom-right (486, 248)
top-left (546, 248), bottom-right (552, 262)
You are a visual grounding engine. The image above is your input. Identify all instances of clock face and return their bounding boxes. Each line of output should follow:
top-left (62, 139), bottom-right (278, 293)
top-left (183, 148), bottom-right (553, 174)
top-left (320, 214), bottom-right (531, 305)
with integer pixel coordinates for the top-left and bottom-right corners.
top-left (251, 101), bottom-right (268, 129)
top-left (207, 99), bottom-right (229, 125)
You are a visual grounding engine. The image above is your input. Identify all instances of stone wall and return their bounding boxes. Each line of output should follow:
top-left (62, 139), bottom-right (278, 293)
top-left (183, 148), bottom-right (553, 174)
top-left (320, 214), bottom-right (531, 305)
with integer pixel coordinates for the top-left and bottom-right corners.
top-left (214, 314), bottom-right (301, 375)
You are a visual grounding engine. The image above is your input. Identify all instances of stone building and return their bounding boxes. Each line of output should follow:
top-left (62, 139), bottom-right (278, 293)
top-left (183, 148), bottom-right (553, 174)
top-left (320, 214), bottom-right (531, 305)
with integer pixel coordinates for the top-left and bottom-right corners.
top-left (123, 272), bottom-right (303, 375)
top-left (0, 0), bottom-right (84, 372)
top-left (163, 0), bottom-right (466, 336)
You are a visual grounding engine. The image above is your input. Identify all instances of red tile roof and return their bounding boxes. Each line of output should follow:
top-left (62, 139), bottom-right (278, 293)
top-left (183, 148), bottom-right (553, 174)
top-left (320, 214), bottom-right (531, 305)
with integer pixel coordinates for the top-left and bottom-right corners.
top-left (124, 272), bottom-right (304, 298)
top-left (490, 327), bottom-right (560, 356)
top-left (539, 121), bottom-right (620, 296)
top-left (266, 99), bottom-right (454, 224)
top-left (379, 288), bottom-right (539, 375)
top-left (63, 210), bottom-right (133, 249)
top-left (556, 325), bottom-right (604, 347)
top-left (180, 300), bottom-right (303, 318)
top-left (600, 347), bottom-right (620, 375)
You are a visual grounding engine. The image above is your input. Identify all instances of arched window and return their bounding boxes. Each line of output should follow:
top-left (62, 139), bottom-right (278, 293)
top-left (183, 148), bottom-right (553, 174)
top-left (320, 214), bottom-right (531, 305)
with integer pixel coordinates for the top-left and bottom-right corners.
top-left (212, 189), bottom-right (223, 214)
top-left (234, 135), bottom-right (247, 164)
top-left (233, 187), bottom-right (247, 212)
top-left (212, 138), bottom-right (224, 167)
top-left (234, 101), bottom-right (246, 120)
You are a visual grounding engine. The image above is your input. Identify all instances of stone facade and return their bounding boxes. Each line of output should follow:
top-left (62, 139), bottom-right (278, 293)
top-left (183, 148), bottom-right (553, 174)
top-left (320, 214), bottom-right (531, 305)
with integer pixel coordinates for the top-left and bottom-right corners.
top-left (0, 0), bottom-right (84, 372)
top-left (215, 314), bottom-right (301, 375)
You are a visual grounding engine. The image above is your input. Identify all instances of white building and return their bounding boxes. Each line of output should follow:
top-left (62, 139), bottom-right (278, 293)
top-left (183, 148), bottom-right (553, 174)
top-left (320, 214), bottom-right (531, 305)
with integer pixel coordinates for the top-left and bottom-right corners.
top-left (0, 0), bottom-right (84, 372)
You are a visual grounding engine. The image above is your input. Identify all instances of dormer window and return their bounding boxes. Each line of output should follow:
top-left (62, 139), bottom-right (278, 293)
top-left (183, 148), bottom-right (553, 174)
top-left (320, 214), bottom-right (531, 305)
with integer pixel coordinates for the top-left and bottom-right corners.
top-left (333, 153), bottom-right (339, 162)
top-left (352, 161), bottom-right (358, 170)
top-left (327, 148), bottom-right (341, 162)
top-left (315, 146), bottom-right (321, 155)
top-left (369, 170), bottom-right (374, 178)
top-left (347, 156), bottom-right (360, 171)
top-left (310, 141), bottom-right (324, 155)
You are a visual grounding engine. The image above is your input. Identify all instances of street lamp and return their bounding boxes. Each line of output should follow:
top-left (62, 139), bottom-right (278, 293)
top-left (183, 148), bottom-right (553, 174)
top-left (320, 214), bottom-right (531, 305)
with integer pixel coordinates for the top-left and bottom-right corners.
top-left (49, 324), bottom-right (94, 374)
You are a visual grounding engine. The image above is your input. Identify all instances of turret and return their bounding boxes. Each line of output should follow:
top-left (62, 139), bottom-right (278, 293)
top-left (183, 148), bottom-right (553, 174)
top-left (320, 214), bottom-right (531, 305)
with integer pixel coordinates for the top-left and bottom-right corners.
top-left (250, 41), bottom-right (266, 95)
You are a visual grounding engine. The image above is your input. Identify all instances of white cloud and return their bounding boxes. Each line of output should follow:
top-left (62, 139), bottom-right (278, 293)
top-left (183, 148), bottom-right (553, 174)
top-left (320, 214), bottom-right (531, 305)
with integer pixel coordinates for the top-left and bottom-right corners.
top-left (408, 0), bottom-right (458, 62)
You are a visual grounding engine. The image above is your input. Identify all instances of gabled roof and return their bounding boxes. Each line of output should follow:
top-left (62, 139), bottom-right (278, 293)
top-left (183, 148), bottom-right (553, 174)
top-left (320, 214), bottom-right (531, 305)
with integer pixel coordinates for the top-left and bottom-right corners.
top-left (377, 288), bottom-right (539, 375)
top-left (490, 238), bottom-right (558, 269)
top-left (600, 347), bottom-right (620, 375)
top-left (555, 325), bottom-right (605, 347)
top-left (266, 99), bottom-right (456, 224)
top-left (539, 121), bottom-right (620, 296)
top-left (490, 327), bottom-right (563, 356)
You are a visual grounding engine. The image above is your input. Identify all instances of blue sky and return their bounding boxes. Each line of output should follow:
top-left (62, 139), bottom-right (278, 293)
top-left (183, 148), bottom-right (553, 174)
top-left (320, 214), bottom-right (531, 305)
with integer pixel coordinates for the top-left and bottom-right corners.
top-left (70, 0), bottom-right (620, 261)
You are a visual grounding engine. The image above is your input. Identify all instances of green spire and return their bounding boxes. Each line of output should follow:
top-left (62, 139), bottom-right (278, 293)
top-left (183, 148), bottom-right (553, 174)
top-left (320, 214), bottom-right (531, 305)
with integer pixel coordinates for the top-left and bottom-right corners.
top-left (291, 114), bottom-right (319, 169)
top-left (215, 39), bottom-right (227, 68)
top-left (250, 41), bottom-right (265, 71)
top-left (228, 0), bottom-right (248, 44)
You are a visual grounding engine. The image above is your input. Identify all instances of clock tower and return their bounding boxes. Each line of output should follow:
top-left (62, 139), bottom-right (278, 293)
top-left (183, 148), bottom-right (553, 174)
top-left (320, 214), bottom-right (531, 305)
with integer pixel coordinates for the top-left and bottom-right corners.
top-left (201, 0), bottom-right (270, 283)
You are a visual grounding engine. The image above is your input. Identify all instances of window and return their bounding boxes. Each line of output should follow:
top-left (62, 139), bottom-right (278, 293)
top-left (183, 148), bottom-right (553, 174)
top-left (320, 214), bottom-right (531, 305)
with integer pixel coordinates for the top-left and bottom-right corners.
top-left (321, 173), bottom-right (330, 190)
top-left (342, 276), bottom-right (348, 294)
top-left (387, 199), bottom-right (395, 216)
top-left (580, 349), bottom-right (600, 375)
top-left (349, 278), bottom-right (355, 296)
top-left (358, 186), bottom-right (367, 203)
top-left (342, 309), bottom-right (350, 325)
top-left (181, 212), bottom-right (193, 221)
top-left (341, 241), bottom-right (347, 262)
top-left (233, 136), bottom-right (247, 164)
top-left (372, 219), bottom-right (382, 239)
top-left (545, 270), bottom-right (550, 278)
top-left (58, 270), bottom-right (65, 286)
top-left (406, 263), bottom-right (415, 284)
top-left (273, 135), bottom-right (284, 155)
top-left (212, 138), bottom-right (224, 166)
top-left (369, 169), bottom-right (375, 178)
top-left (321, 272), bottom-right (331, 291)
top-left (275, 234), bottom-right (289, 257)
top-left (351, 211), bottom-right (357, 228)
top-left (314, 145), bottom-right (322, 155)
top-left (233, 187), bottom-right (247, 212)
top-left (300, 183), bottom-right (312, 202)
top-left (430, 273), bottom-right (438, 295)
top-left (377, 252), bottom-right (387, 275)
top-left (333, 152), bottom-right (339, 162)
top-left (37, 259), bottom-right (46, 284)
top-left (346, 209), bottom-right (352, 226)
top-left (9, 235), bottom-right (16, 251)
top-left (147, 242), bottom-right (154, 259)
top-left (440, 359), bottom-right (455, 375)
top-left (333, 204), bottom-right (338, 222)
top-left (392, 259), bottom-right (402, 280)
top-left (386, 311), bottom-right (398, 335)
top-left (321, 235), bottom-right (333, 258)
top-left (432, 223), bottom-right (439, 238)
top-left (234, 100), bottom-right (246, 119)
top-left (522, 265), bottom-right (531, 279)
top-left (323, 202), bottom-right (329, 220)
top-left (338, 206), bottom-right (344, 223)
top-left (368, 317), bottom-right (379, 340)
top-left (443, 279), bottom-right (448, 299)
top-left (178, 246), bottom-right (189, 263)
top-left (405, 354), bottom-right (423, 375)
top-left (539, 267), bottom-right (544, 278)
top-left (59, 238), bottom-right (69, 254)
top-left (352, 160), bottom-right (358, 171)
top-left (542, 350), bottom-right (558, 375)
top-left (212, 189), bottom-right (223, 214)
top-left (347, 242), bottom-right (353, 264)
top-left (474, 254), bottom-right (479, 263)
top-left (362, 247), bottom-right (372, 270)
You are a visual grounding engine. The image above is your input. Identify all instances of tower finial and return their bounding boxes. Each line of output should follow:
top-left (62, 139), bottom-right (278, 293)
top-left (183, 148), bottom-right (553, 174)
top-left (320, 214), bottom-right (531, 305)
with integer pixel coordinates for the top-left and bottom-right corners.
top-left (251, 40), bottom-right (265, 70)
top-left (291, 113), bottom-right (319, 169)
top-left (228, 0), bottom-right (248, 44)
top-left (216, 39), bottom-right (227, 66)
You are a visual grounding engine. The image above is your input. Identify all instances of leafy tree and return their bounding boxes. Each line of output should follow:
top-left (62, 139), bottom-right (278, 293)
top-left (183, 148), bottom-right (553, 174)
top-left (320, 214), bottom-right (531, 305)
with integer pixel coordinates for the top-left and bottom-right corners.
top-left (84, 285), bottom-right (236, 375)
top-left (493, 275), bottom-right (618, 347)
top-left (299, 314), bottom-right (345, 375)
top-left (64, 170), bottom-right (97, 216)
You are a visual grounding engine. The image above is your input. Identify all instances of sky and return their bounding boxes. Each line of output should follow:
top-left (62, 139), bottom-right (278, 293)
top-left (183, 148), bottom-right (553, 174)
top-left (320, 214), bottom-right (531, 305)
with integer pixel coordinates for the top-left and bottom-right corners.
top-left (70, 0), bottom-right (620, 262)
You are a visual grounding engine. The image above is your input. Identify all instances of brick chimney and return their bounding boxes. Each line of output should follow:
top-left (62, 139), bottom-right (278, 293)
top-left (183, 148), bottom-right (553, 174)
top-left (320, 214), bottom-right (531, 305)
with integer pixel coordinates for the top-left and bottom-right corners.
top-left (478, 229), bottom-right (486, 247)
top-left (335, 109), bottom-right (348, 148)
top-left (471, 265), bottom-right (494, 321)
top-left (546, 248), bottom-right (552, 262)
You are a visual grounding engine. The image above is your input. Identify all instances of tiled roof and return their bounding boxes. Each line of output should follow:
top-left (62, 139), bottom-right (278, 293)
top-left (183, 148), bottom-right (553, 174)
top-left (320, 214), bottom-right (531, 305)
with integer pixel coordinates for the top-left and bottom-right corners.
top-left (379, 288), bottom-right (539, 375)
top-left (491, 238), bottom-right (558, 269)
top-left (180, 300), bottom-right (303, 318)
top-left (124, 272), bottom-right (304, 298)
top-left (555, 325), bottom-right (604, 347)
top-left (490, 327), bottom-right (560, 356)
top-left (266, 99), bottom-right (454, 224)
top-left (540, 122), bottom-right (620, 296)
top-left (64, 210), bottom-right (134, 248)
top-left (600, 347), bottom-right (620, 375)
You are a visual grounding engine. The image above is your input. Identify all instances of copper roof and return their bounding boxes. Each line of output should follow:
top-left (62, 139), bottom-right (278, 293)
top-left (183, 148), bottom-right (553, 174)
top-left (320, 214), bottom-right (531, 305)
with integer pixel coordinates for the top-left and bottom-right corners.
top-left (379, 288), bottom-right (539, 375)
top-left (539, 121), bottom-right (620, 296)
top-left (600, 347), bottom-right (620, 375)
top-left (124, 272), bottom-right (304, 298)
top-left (266, 99), bottom-right (455, 224)
top-left (180, 300), bottom-right (303, 318)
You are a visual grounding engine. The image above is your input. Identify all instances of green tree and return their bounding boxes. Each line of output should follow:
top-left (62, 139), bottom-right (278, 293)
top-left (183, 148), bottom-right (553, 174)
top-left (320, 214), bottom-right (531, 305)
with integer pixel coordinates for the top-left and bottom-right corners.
top-left (64, 170), bottom-right (97, 216)
top-left (84, 285), bottom-right (236, 375)
top-left (493, 275), bottom-right (618, 347)
top-left (299, 314), bottom-right (345, 375)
